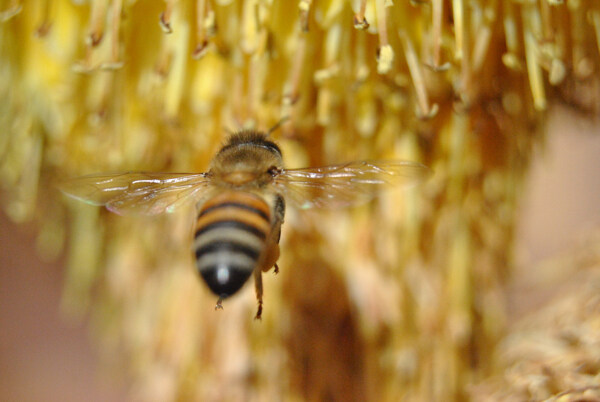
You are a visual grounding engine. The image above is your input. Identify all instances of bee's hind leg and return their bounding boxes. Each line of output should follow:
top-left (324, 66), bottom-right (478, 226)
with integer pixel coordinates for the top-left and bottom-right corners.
top-left (261, 243), bottom-right (280, 274)
top-left (254, 269), bottom-right (263, 320)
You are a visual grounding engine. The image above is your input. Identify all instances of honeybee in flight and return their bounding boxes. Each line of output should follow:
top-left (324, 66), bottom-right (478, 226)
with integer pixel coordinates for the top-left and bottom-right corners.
top-left (60, 131), bottom-right (429, 319)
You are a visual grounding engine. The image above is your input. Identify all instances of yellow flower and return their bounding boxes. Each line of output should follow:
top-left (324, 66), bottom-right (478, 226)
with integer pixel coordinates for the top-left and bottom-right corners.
top-left (1, 0), bottom-right (599, 400)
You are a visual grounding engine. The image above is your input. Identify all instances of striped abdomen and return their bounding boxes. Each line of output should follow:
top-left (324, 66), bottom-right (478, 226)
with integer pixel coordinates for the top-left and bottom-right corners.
top-left (194, 191), bottom-right (272, 298)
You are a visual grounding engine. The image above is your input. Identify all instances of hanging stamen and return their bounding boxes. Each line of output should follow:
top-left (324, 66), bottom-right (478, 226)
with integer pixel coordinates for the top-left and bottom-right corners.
top-left (524, 31), bottom-right (547, 111)
top-left (73, 1), bottom-right (112, 72)
top-left (533, 3), bottom-right (565, 87)
top-left (375, 0), bottom-right (393, 74)
top-left (570, 2), bottom-right (593, 79)
top-left (34, 0), bottom-right (52, 37)
top-left (160, 0), bottom-right (176, 34)
top-left (430, 0), bottom-right (442, 67)
top-left (471, 7), bottom-right (495, 73)
top-left (452, 0), bottom-right (464, 61)
top-left (593, 11), bottom-right (600, 58)
top-left (521, 5), bottom-right (546, 110)
top-left (353, 29), bottom-right (370, 86)
top-left (354, 0), bottom-right (369, 30)
top-left (241, 0), bottom-right (260, 53)
top-left (501, 3), bottom-right (522, 71)
top-left (399, 30), bottom-right (437, 119)
top-left (315, 22), bottom-right (343, 125)
top-left (283, 35), bottom-right (307, 107)
top-left (539, 0), bottom-right (553, 41)
top-left (155, 45), bottom-right (173, 79)
top-left (87, 0), bottom-right (107, 47)
top-left (90, 72), bottom-right (115, 122)
top-left (101, 0), bottom-right (123, 69)
top-left (204, 0), bottom-right (216, 39)
top-left (164, 7), bottom-right (190, 117)
top-left (193, 0), bottom-right (208, 58)
top-left (247, 52), bottom-right (262, 121)
top-left (194, 2), bottom-right (216, 59)
top-left (283, 36), bottom-right (307, 135)
top-left (299, 0), bottom-right (312, 32)
top-left (455, 1), bottom-right (472, 107)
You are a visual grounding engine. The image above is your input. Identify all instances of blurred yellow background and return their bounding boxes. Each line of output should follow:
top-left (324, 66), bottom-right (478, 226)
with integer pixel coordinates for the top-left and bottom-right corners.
top-left (2, 106), bottom-right (598, 401)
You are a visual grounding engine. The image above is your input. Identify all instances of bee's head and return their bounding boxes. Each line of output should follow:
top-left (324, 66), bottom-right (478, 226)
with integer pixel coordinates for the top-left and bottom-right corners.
top-left (210, 131), bottom-right (283, 186)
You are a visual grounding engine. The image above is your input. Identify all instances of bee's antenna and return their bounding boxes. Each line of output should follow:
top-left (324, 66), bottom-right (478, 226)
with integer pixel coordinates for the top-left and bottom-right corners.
top-left (266, 116), bottom-right (290, 136)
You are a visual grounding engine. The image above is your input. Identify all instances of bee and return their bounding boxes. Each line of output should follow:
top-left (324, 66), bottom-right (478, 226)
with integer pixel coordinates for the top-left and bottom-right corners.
top-left (60, 131), bottom-right (430, 319)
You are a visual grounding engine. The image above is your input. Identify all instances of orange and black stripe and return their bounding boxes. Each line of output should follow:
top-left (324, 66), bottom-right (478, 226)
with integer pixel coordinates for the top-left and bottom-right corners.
top-left (194, 191), bottom-right (271, 297)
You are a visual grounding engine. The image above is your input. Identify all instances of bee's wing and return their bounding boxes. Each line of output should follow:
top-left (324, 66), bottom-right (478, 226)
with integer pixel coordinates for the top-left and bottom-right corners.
top-left (273, 160), bottom-right (430, 210)
top-left (58, 172), bottom-right (213, 215)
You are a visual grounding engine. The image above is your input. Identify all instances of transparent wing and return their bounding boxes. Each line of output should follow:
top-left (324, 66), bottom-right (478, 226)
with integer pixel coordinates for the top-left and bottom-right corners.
top-left (273, 160), bottom-right (430, 210)
top-left (58, 172), bottom-right (213, 215)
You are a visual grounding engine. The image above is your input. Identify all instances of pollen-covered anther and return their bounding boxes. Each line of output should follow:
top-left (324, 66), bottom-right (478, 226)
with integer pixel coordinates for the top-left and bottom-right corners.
top-left (548, 59), bottom-right (566, 86)
top-left (159, 12), bottom-right (172, 33)
top-left (193, 0), bottom-right (215, 59)
top-left (502, 53), bottom-right (523, 71)
top-left (87, 0), bottom-right (108, 47)
top-left (204, 10), bottom-right (216, 37)
top-left (159, 0), bottom-right (176, 34)
top-left (314, 64), bottom-right (340, 84)
top-left (376, 45), bottom-right (394, 75)
top-left (99, 61), bottom-right (124, 71)
top-left (299, 0), bottom-right (312, 32)
top-left (375, 0), bottom-right (391, 75)
top-left (537, 41), bottom-right (566, 85)
top-left (87, 31), bottom-right (103, 47)
top-left (35, 21), bottom-right (51, 37)
top-left (353, 0), bottom-right (369, 30)
top-left (34, 0), bottom-right (52, 37)
top-left (353, 14), bottom-right (369, 30)
top-left (193, 40), bottom-right (209, 60)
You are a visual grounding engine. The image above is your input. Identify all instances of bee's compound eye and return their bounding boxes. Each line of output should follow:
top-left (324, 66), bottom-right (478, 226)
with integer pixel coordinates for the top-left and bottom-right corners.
top-left (200, 266), bottom-right (253, 297)
top-left (267, 166), bottom-right (281, 177)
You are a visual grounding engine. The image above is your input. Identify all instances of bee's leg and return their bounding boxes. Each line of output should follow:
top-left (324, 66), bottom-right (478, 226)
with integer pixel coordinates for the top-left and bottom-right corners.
top-left (254, 268), bottom-right (263, 320)
top-left (215, 297), bottom-right (224, 311)
top-left (261, 242), bottom-right (280, 273)
top-left (264, 198), bottom-right (284, 275)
